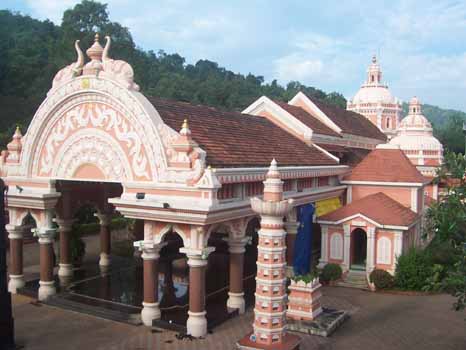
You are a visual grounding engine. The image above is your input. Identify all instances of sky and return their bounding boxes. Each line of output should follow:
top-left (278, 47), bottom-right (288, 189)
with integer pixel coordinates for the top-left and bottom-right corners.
top-left (3, 0), bottom-right (466, 111)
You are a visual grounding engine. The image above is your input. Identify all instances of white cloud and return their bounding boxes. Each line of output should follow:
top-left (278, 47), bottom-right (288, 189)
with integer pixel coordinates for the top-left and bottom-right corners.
top-left (274, 54), bottom-right (323, 82)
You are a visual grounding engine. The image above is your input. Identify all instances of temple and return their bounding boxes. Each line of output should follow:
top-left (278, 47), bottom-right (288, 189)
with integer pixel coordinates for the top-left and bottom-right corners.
top-left (1, 36), bottom-right (444, 348)
top-left (347, 55), bottom-right (403, 138)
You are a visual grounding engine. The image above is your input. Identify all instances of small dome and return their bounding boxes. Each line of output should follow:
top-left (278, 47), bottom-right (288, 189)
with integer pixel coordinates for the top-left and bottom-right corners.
top-left (398, 114), bottom-right (432, 131)
top-left (352, 86), bottom-right (395, 104)
top-left (409, 96), bottom-right (420, 106)
top-left (389, 134), bottom-right (443, 151)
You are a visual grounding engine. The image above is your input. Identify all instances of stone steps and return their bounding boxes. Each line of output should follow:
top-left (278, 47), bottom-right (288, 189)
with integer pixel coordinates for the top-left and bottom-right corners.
top-left (337, 271), bottom-right (369, 290)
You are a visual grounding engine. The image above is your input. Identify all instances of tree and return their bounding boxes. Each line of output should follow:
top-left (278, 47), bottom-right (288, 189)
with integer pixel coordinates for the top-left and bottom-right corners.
top-left (426, 152), bottom-right (466, 310)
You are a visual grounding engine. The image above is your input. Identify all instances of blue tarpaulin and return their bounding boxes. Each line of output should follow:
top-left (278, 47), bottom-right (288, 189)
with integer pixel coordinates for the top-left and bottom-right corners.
top-left (293, 203), bottom-right (315, 276)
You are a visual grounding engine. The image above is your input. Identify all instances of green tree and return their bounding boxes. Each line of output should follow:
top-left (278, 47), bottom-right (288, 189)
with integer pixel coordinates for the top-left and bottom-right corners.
top-left (426, 152), bottom-right (466, 310)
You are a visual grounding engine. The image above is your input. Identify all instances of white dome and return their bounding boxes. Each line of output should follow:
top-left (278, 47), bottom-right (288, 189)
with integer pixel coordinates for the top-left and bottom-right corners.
top-left (390, 96), bottom-right (443, 152)
top-left (352, 85), bottom-right (396, 104)
top-left (389, 134), bottom-right (443, 151)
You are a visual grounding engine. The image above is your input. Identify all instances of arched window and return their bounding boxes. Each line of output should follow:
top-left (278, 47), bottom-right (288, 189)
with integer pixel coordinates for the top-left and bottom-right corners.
top-left (330, 233), bottom-right (343, 260)
top-left (376, 237), bottom-right (391, 264)
top-left (386, 117), bottom-right (390, 129)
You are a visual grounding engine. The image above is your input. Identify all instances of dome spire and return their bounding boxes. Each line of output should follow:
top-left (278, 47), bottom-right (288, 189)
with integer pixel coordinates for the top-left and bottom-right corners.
top-left (366, 54), bottom-right (382, 85)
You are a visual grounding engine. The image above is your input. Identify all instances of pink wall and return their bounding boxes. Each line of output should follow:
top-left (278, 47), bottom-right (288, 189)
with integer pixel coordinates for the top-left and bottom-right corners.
top-left (351, 185), bottom-right (412, 208)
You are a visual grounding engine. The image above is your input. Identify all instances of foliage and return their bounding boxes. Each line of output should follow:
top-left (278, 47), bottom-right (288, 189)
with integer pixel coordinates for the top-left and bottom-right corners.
top-left (369, 269), bottom-right (394, 290)
top-left (422, 264), bottom-right (446, 293)
top-left (394, 248), bottom-right (433, 291)
top-left (292, 269), bottom-right (320, 283)
top-left (0, 4), bottom-right (345, 148)
top-left (70, 229), bottom-right (86, 266)
top-left (425, 151), bottom-right (466, 310)
top-left (320, 263), bottom-right (342, 282)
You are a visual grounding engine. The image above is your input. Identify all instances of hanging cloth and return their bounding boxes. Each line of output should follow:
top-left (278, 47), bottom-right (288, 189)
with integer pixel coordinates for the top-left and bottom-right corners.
top-left (292, 203), bottom-right (315, 276)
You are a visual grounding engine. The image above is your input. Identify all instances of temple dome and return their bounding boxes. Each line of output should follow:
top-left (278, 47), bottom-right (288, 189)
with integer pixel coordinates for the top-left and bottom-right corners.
top-left (389, 97), bottom-right (442, 151)
top-left (350, 55), bottom-right (398, 105)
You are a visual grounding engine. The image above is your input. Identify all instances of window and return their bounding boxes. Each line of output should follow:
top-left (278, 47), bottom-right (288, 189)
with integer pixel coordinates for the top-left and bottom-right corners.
top-left (330, 233), bottom-right (343, 260)
top-left (377, 237), bottom-right (391, 264)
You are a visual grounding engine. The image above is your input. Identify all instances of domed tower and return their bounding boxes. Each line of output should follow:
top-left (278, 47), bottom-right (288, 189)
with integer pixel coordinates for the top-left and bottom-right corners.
top-left (347, 55), bottom-right (402, 138)
top-left (390, 97), bottom-right (443, 177)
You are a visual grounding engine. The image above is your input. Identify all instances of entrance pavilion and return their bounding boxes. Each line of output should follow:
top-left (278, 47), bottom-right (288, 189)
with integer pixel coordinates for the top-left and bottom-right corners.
top-left (1, 35), bottom-right (349, 337)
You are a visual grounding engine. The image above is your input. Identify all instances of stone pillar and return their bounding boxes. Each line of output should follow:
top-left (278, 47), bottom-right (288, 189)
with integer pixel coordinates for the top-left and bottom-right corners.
top-left (96, 213), bottom-right (112, 268)
top-left (237, 159), bottom-right (300, 350)
top-left (7, 225), bottom-right (24, 293)
top-left (37, 221), bottom-right (57, 301)
top-left (393, 231), bottom-right (403, 263)
top-left (226, 237), bottom-right (249, 314)
top-left (284, 209), bottom-right (298, 277)
top-left (135, 241), bottom-right (166, 326)
top-left (318, 225), bottom-right (329, 268)
top-left (180, 246), bottom-right (215, 338)
top-left (343, 224), bottom-right (351, 271)
top-left (55, 219), bottom-right (74, 279)
top-left (366, 227), bottom-right (376, 274)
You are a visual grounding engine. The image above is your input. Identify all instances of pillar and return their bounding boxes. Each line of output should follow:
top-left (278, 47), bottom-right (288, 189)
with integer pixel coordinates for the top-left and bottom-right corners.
top-left (37, 223), bottom-right (57, 301)
top-left (180, 246), bottom-right (215, 338)
top-left (135, 241), bottom-right (166, 326)
top-left (318, 225), bottom-right (329, 268)
top-left (237, 159), bottom-right (300, 350)
top-left (366, 227), bottom-right (376, 274)
top-left (96, 213), bottom-right (112, 268)
top-left (343, 224), bottom-right (351, 271)
top-left (284, 209), bottom-right (298, 277)
top-left (226, 237), bottom-right (249, 314)
top-left (7, 225), bottom-right (24, 293)
top-left (55, 219), bottom-right (74, 279)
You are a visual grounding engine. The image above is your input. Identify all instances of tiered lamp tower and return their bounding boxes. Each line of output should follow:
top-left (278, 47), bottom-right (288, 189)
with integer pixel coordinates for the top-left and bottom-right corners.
top-left (237, 159), bottom-right (300, 350)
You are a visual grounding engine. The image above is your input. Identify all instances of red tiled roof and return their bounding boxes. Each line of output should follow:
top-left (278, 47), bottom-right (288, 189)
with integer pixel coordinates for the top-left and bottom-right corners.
top-left (148, 97), bottom-right (339, 168)
top-left (344, 148), bottom-right (425, 183)
top-left (305, 95), bottom-right (386, 141)
top-left (273, 101), bottom-right (341, 138)
top-left (318, 192), bottom-right (419, 227)
top-left (316, 144), bottom-right (370, 167)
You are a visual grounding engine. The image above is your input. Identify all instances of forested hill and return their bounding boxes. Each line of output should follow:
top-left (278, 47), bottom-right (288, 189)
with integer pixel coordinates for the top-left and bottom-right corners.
top-left (0, 1), bottom-right (465, 152)
top-left (0, 3), bottom-right (345, 142)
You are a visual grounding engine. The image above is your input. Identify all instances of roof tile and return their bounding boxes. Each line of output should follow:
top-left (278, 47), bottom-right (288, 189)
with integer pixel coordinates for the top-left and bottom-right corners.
top-left (318, 192), bottom-right (419, 226)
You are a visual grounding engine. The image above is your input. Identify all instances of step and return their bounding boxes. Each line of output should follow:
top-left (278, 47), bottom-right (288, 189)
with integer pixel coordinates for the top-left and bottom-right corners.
top-left (44, 294), bottom-right (141, 325)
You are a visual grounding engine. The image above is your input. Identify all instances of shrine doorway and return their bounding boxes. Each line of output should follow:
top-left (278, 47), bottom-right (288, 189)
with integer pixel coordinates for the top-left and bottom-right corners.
top-left (351, 228), bottom-right (367, 270)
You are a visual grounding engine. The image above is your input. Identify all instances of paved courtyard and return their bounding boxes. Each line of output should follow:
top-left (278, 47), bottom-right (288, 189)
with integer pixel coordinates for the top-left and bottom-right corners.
top-left (11, 280), bottom-right (465, 350)
top-left (9, 235), bottom-right (466, 350)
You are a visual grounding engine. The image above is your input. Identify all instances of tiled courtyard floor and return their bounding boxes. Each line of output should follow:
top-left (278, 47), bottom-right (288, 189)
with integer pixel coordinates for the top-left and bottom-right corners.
top-left (9, 235), bottom-right (466, 350)
top-left (12, 285), bottom-right (465, 350)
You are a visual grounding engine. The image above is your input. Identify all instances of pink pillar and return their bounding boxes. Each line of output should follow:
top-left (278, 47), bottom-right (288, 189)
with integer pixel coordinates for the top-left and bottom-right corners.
top-left (7, 225), bottom-right (24, 293)
top-left (237, 159), bottom-right (300, 350)
top-left (96, 213), bottom-right (112, 269)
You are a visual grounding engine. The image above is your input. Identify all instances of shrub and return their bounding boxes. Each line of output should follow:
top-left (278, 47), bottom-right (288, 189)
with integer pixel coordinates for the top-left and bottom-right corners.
top-left (395, 248), bottom-right (433, 290)
top-left (320, 263), bottom-right (342, 282)
top-left (369, 269), bottom-right (394, 289)
top-left (292, 270), bottom-right (319, 284)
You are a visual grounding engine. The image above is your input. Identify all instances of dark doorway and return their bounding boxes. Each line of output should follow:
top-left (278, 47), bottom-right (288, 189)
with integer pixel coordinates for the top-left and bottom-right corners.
top-left (351, 228), bottom-right (367, 270)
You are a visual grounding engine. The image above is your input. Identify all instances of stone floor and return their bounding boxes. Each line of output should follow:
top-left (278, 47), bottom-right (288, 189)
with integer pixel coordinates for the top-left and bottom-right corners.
top-left (9, 234), bottom-right (466, 350)
top-left (11, 284), bottom-right (465, 350)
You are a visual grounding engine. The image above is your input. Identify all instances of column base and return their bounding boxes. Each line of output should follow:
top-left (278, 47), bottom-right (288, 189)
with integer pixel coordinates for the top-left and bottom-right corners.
top-left (58, 263), bottom-right (74, 277)
top-left (8, 274), bottom-right (25, 294)
top-left (141, 302), bottom-right (161, 326)
top-left (237, 332), bottom-right (301, 350)
top-left (227, 292), bottom-right (245, 314)
top-left (186, 310), bottom-right (207, 337)
top-left (99, 253), bottom-right (111, 267)
top-left (38, 280), bottom-right (56, 301)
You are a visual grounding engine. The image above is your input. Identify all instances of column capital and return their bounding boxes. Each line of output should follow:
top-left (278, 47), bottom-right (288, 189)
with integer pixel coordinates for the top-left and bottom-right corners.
top-left (343, 224), bottom-right (351, 236)
top-left (284, 221), bottom-right (299, 235)
top-left (180, 246), bottom-right (215, 267)
top-left (134, 240), bottom-right (166, 260)
top-left (225, 236), bottom-right (250, 254)
top-left (35, 227), bottom-right (56, 244)
top-left (54, 218), bottom-right (76, 232)
top-left (95, 212), bottom-right (112, 226)
top-left (6, 224), bottom-right (23, 239)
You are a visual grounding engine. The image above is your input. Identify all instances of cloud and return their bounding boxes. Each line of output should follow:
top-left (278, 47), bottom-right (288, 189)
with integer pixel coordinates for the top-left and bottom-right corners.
top-left (274, 54), bottom-right (323, 82)
top-left (24, 0), bottom-right (78, 23)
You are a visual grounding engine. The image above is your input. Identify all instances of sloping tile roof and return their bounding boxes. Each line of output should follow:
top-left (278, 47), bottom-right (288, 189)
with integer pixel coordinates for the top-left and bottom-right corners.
top-left (273, 101), bottom-right (341, 137)
top-left (306, 95), bottom-right (386, 141)
top-left (148, 97), bottom-right (339, 168)
top-left (318, 192), bottom-right (419, 227)
top-left (316, 144), bottom-right (371, 167)
top-left (344, 148), bottom-right (425, 183)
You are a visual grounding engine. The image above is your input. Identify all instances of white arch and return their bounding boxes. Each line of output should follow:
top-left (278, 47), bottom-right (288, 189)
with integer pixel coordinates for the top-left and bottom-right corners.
top-left (376, 236), bottom-right (391, 265)
top-left (20, 76), bottom-right (170, 182)
top-left (330, 233), bottom-right (343, 260)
